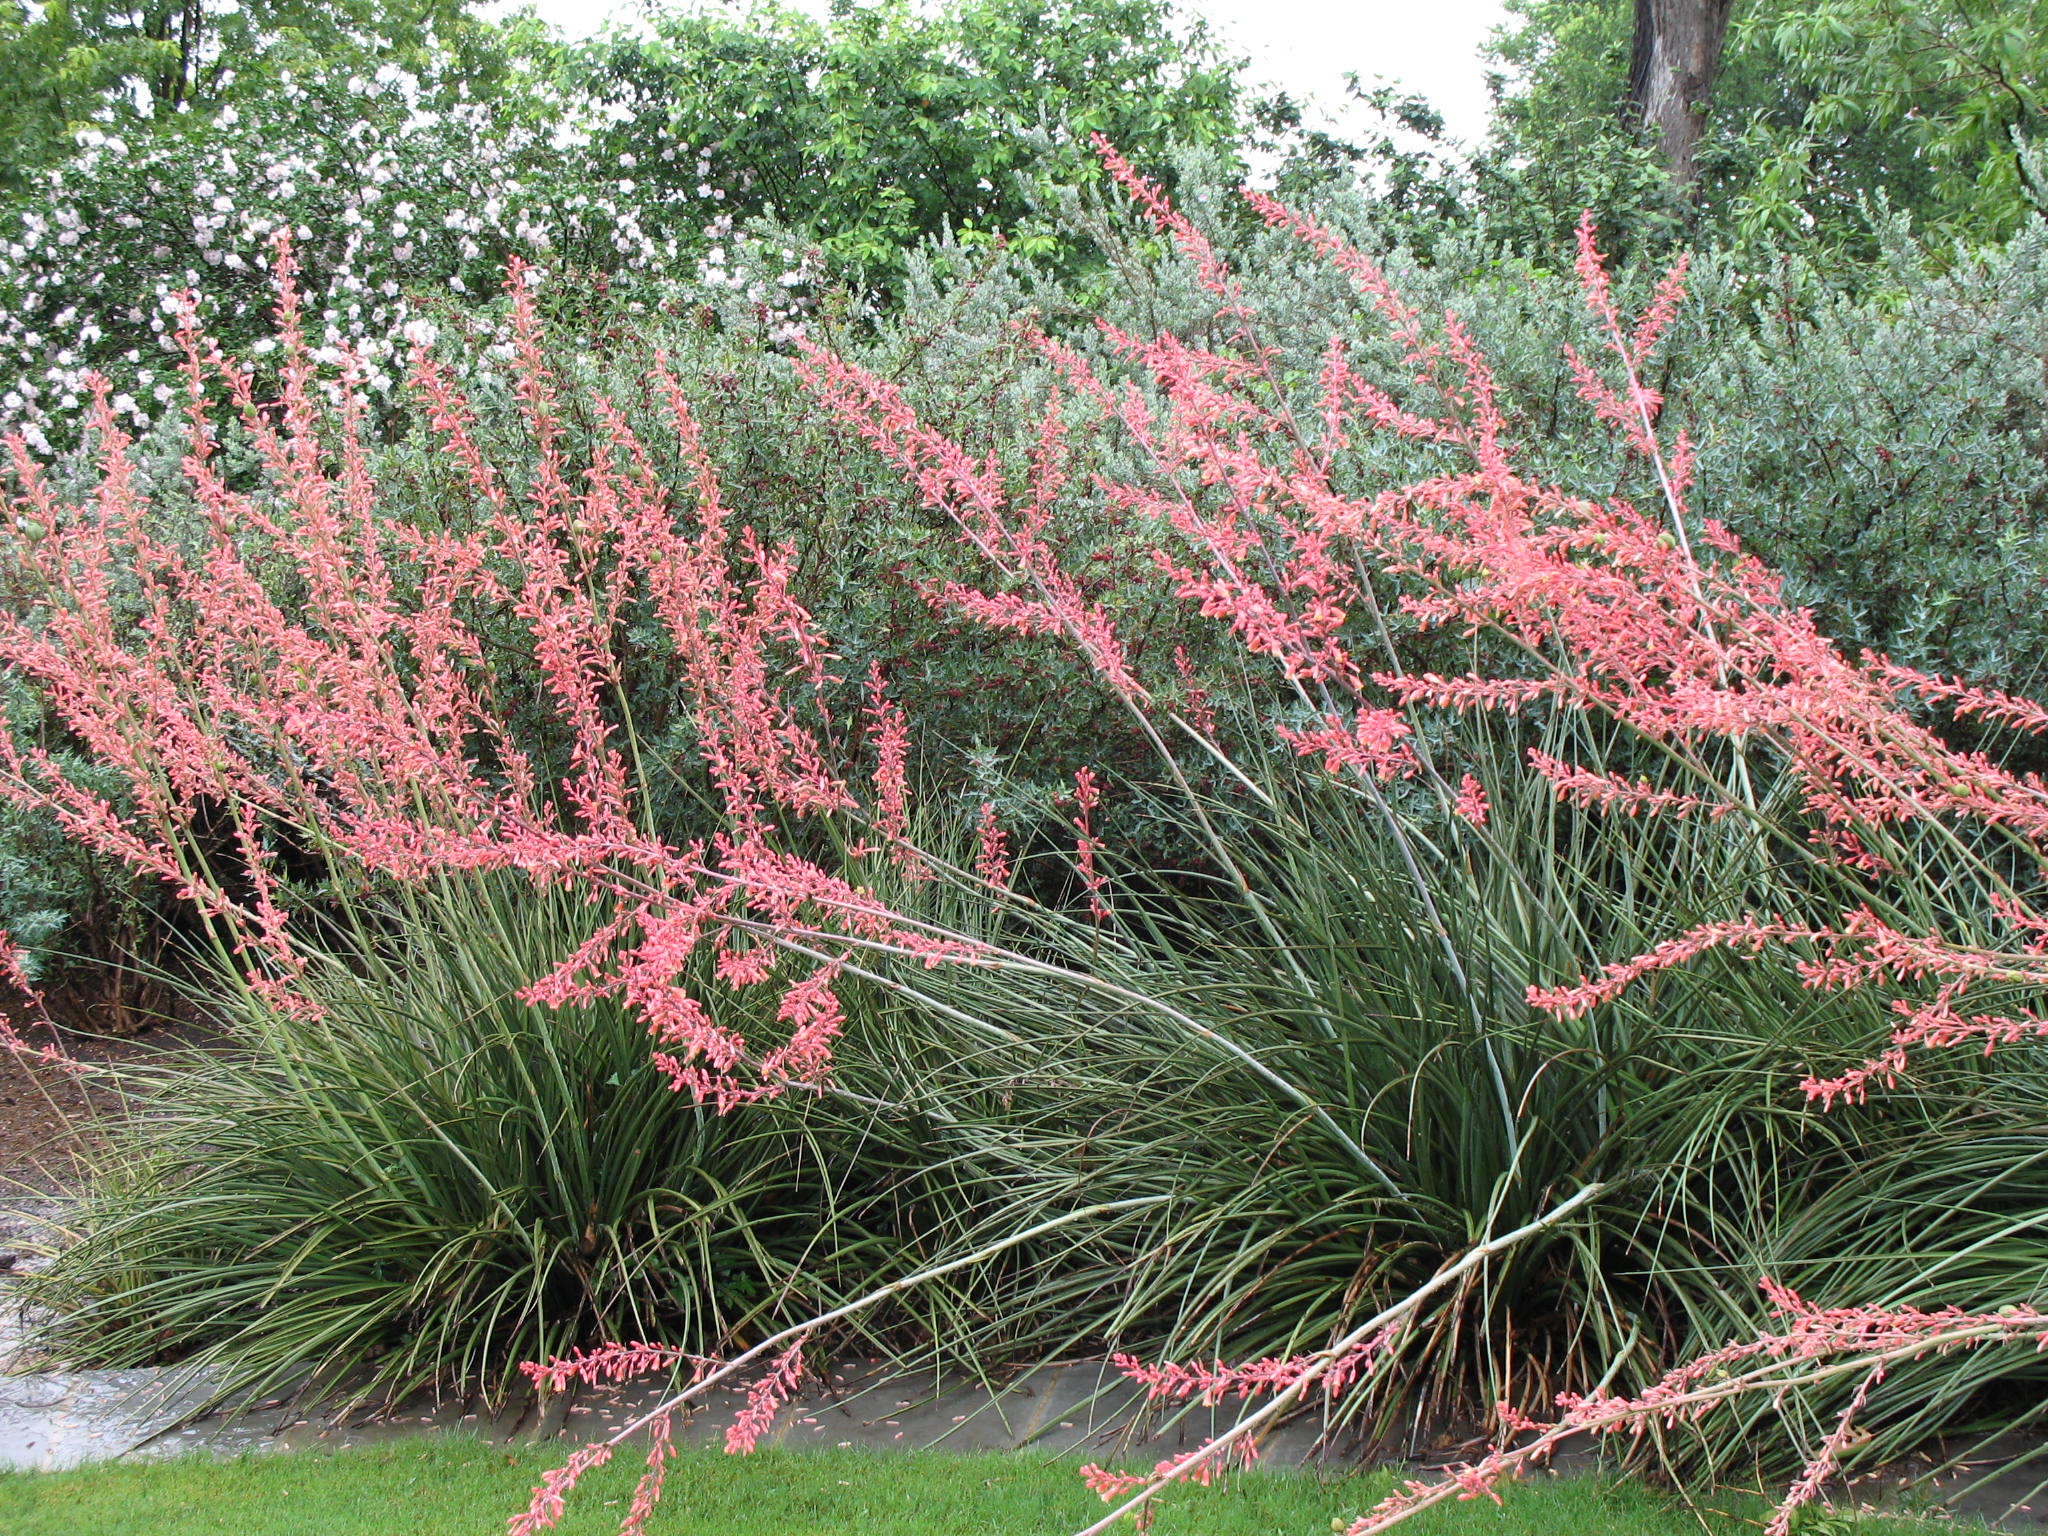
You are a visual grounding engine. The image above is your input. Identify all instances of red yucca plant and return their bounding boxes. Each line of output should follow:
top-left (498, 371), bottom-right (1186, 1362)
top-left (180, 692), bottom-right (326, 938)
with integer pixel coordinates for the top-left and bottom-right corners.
top-left (0, 237), bottom-right (969, 1114)
top-left (3, 144), bottom-right (2046, 1536)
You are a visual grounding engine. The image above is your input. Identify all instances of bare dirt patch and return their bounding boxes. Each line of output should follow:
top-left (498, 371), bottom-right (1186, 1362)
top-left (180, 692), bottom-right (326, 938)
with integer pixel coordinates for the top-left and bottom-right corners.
top-left (1, 1015), bottom-right (214, 1198)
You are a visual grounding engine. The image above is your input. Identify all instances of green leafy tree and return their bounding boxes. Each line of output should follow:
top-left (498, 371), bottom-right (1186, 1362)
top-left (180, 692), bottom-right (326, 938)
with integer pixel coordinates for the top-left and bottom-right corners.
top-left (0, 48), bottom-right (791, 457)
top-left (1746, 0), bottom-right (2048, 240)
top-left (1485, 0), bottom-right (2047, 257)
top-left (0, 0), bottom-right (499, 199)
top-left (1625, 0), bottom-right (1738, 189)
top-left (570, 0), bottom-right (1246, 285)
top-left (1477, 0), bottom-right (1704, 259)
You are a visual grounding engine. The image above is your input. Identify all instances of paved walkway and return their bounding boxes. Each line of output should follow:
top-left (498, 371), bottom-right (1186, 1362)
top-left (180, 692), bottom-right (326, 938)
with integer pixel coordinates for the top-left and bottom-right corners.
top-left (0, 1197), bottom-right (1330, 1475)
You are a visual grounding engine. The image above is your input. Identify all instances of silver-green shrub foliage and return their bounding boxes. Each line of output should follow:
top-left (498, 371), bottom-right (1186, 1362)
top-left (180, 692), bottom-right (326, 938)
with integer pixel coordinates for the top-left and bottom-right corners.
top-left (9, 139), bottom-right (2048, 982)
top-left (1682, 224), bottom-right (2048, 693)
top-left (866, 159), bottom-right (2048, 696)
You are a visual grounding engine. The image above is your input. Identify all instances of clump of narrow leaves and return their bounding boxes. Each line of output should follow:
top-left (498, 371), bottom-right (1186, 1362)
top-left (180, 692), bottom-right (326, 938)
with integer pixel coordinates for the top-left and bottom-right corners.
top-left (6, 139), bottom-right (2048, 1536)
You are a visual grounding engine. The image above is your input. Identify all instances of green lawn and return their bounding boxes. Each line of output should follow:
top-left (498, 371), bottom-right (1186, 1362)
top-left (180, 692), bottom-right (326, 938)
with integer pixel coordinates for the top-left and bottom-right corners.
top-left (0, 1437), bottom-right (1953, 1535)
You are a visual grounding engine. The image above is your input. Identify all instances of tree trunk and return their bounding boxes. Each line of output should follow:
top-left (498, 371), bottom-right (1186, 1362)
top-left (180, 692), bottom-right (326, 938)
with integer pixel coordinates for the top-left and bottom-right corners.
top-left (1625, 0), bottom-right (1737, 194)
top-left (175, 0), bottom-right (204, 109)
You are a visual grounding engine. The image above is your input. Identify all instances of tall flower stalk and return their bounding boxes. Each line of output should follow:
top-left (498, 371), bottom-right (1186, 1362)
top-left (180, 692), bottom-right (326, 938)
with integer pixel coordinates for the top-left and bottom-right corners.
top-left (797, 148), bottom-right (2048, 1532)
top-left (4, 141), bottom-right (2046, 1536)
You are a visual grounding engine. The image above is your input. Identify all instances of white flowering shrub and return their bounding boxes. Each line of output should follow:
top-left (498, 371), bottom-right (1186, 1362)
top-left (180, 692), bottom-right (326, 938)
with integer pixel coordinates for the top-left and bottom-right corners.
top-left (0, 43), bottom-right (832, 984)
top-left (0, 55), bottom-right (818, 452)
top-left (1, 0), bottom-right (1261, 456)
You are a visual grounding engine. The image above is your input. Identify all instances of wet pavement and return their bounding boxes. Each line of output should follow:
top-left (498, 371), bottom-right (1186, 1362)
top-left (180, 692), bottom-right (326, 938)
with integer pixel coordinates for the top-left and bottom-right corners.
top-left (0, 1194), bottom-right (1334, 1477)
top-left (129, 1355), bottom-right (1336, 1467)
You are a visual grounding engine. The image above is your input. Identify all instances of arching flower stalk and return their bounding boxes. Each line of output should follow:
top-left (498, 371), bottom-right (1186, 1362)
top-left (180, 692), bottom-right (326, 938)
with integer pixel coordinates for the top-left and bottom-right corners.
top-left (792, 148), bottom-right (2048, 1533)
top-left (8, 133), bottom-right (2048, 1536)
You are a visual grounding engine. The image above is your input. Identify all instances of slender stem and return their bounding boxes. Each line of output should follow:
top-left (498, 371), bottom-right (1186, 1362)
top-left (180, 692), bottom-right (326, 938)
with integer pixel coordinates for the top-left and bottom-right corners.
top-left (1066, 1182), bottom-right (1605, 1536)
top-left (727, 914), bottom-right (1404, 1198)
top-left (1347, 1315), bottom-right (2048, 1533)
top-left (569, 1195), bottom-right (1173, 1456)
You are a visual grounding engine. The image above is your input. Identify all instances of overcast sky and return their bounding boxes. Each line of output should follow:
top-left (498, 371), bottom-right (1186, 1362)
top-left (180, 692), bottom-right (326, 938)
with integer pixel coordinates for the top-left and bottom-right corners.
top-left (488, 0), bottom-right (1514, 146)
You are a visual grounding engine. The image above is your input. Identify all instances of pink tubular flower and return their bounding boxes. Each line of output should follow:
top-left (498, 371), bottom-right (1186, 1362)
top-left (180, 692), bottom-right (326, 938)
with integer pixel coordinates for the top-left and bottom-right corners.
top-left (0, 245), bottom-right (994, 1115)
top-left (863, 663), bottom-right (925, 879)
top-left (1080, 1438), bottom-right (1260, 1532)
top-left (1761, 1364), bottom-right (1884, 1536)
top-left (1110, 1325), bottom-right (1399, 1408)
top-left (1089, 135), bottom-right (1242, 305)
top-left (781, 135), bottom-right (2048, 1113)
top-left (1276, 710), bottom-right (1416, 782)
top-left (1453, 772), bottom-right (1489, 828)
top-left (725, 1340), bottom-right (807, 1455)
top-left (1801, 993), bottom-right (2048, 1109)
top-left (0, 929), bottom-right (74, 1073)
top-left (1872, 659), bottom-right (2048, 736)
top-left (23, 139), bottom-right (2048, 1536)
top-left (789, 346), bottom-right (1147, 707)
top-left (511, 1329), bottom-right (817, 1533)
top-left (1526, 917), bottom-right (1792, 1020)
top-left (974, 801), bottom-right (1013, 891)
top-left (1070, 767), bottom-right (1108, 922)
top-left (1339, 1279), bottom-right (2048, 1534)
top-left (1171, 645), bottom-right (1219, 740)
top-left (1524, 751), bottom-right (1711, 819)
top-left (618, 1413), bottom-right (676, 1536)
top-left (520, 1341), bottom-right (697, 1395)
top-left (751, 962), bottom-right (847, 1089)
top-left (509, 1441), bottom-right (616, 1536)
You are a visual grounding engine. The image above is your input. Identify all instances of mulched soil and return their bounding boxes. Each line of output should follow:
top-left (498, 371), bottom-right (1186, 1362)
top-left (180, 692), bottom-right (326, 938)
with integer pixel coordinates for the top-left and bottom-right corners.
top-left (0, 1013), bottom-right (214, 1197)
